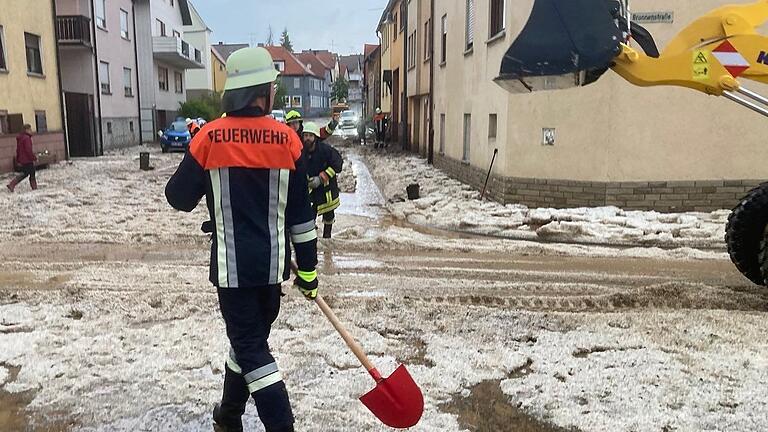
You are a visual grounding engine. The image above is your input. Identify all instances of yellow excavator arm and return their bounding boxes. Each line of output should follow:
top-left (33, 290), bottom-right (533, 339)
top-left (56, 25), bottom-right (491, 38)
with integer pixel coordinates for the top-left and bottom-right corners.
top-left (613, 1), bottom-right (768, 96)
top-left (496, 0), bottom-right (768, 116)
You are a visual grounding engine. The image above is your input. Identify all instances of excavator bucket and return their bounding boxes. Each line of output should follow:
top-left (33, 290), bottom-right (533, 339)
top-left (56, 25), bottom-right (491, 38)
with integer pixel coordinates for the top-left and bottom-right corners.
top-left (495, 0), bottom-right (623, 93)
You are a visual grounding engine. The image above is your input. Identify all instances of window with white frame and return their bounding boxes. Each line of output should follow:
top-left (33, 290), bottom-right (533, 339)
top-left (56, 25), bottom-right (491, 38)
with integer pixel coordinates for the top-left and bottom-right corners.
top-left (123, 67), bottom-right (133, 97)
top-left (174, 71), bottom-right (183, 93)
top-left (489, 114), bottom-right (497, 139)
top-left (463, 114), bottom-right (471, 162)
top-left (439, 114), bottom-right (445, 154)
top-left (293, 78), bottom-right (300, 89)
top-left (465, 0), bottom-right (475, 51)
top-left (440, 15), bottom-right (447, 63)
top-left (424, 19), bottom-right (431, 61)
top-left (96, 0), bottom-right (106, 29)
top-left (291, 95), bottom-right (302, 108)
top-left (120, 9), bottom-right (130, 39)
top-left (489, 0), bottom-right (506, 38)
top-left (274, 61), bottom-right (285, 72)
top-left (35, 111), bottom-right (47, 133)
top-left (25, 33), bottom-right (43, 74)
top-left (283, 96), bottom-right (290, 107)
top-left (156, 19), bottom-right (166, 36)
top-left (158, 67), bottom-right (169, 91)
top-left (0, 110), bottom-right (8, 135)
top-left (407, 31), bottom-right (416, 69)
top-left (393, 12), bottom-right (398, 41)
top-left (99, 61), bottom-right (111, 94)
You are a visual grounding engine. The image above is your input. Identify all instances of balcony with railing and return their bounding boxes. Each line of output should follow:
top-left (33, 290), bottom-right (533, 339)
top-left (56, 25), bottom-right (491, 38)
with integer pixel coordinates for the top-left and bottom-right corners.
top-left (153, 36), bottom-right (204, 69)
top-left (56, 15), bottom-right (92, 47)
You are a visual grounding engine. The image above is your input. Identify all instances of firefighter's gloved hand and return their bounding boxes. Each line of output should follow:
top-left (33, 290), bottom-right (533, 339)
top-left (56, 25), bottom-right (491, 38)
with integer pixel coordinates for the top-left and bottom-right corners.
top-left (294, 269), bottom-right (318, 301)
top-left (308, 176), bottom-right (323, 190)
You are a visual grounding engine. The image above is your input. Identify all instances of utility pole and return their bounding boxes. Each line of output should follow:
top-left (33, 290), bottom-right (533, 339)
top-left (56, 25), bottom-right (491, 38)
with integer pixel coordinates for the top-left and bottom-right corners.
top-left (402, 1), bottom-right (409, 151)
top-left (428, 0), bottom-right (435, 164)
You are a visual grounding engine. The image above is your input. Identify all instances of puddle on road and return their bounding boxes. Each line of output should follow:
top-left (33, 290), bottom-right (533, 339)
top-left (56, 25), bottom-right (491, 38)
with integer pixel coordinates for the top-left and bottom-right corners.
top-left (441, 379), bottom-right (577, 432)
top-left (396, 336), bottom-right (436, 368)
top-left (337, 153), bottom-right (385, 220)
top-left (0, 364), bottom-right (74, 432)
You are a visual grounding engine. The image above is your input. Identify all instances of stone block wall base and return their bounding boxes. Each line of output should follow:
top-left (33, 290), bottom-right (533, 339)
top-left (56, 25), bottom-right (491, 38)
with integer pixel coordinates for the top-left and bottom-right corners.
top-left (434, 153), bottom-right (761, 212)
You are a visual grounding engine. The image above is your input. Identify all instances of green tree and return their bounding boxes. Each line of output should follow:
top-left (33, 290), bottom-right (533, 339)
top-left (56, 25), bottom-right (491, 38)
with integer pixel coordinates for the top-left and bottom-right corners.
top-left (331, 76), bottom-right (349, 102)
top-left (178, 93), bottom-right (222, 120)
top-left (280, 27), bottom-right (293, 52)
top-left (273, 78), bottom-right (287, 110)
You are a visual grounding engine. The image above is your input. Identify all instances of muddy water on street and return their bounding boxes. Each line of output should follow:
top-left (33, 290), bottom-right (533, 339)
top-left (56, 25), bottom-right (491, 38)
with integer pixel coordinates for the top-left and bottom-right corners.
top-left (0, 365), bottom-right (74, 432)
top-left (442, 379), bottom-right (576, 432)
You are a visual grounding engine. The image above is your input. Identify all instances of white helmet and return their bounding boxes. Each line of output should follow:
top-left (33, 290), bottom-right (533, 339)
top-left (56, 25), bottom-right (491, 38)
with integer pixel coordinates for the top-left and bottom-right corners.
top-left (375, 107), bottom-right (382, 114)
top-left (185, 118), bottom-right (193, 125)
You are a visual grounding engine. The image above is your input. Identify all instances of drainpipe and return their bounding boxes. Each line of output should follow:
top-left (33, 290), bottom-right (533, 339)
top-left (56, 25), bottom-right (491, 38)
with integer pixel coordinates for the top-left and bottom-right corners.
top-left (132, 0), bottom-right (142, 146)
top-left (427, 0), bottom-right (435, 164)
top-left (402, 1), bottom-right (409, 151)
top-left (51, 0), bottom-right (69, 160)
top-left (90, 0), bottom-right (104, 156)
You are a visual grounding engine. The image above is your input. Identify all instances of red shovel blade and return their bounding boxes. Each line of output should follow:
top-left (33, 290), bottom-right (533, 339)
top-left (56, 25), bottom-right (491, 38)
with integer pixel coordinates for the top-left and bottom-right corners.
top-left (359, 364), bottom-right (424, 429)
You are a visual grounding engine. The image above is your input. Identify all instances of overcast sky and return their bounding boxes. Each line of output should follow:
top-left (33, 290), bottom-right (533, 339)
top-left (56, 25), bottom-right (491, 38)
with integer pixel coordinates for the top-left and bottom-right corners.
top-left (192, 0), bottom-right (388, 55)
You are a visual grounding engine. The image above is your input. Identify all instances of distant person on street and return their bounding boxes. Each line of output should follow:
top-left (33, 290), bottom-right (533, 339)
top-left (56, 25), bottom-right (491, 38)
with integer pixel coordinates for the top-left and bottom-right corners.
top-left (302, 122), bottom-right (343, 239)
top-left (7, 124), bottom-right (37, 192)
top-left (373, 108), bottom-right (387, 149)
top-left (186, 118), bottom-right (201, 138)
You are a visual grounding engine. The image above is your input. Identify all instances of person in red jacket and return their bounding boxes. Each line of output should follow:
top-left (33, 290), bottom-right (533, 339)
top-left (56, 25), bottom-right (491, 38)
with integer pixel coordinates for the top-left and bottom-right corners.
top-left (7, 124), bottom-right (37, 192)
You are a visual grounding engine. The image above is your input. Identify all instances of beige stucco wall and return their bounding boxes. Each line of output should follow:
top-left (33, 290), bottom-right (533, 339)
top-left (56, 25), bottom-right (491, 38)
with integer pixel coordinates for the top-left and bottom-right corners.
top-left (0, 0), bottom-right (63, 132)
top-left (390, 0), bottom-right (405, 101)
top-left (379, 21), bottom-right (392, 115)
top-left (419, 0), bottom-right (432, 92)
top-left (211, 50), bottom-right (225, 93)
top-left (434, 0), bottom-right (511, 175)
top-left (436, 0), bottom-right (768, 183)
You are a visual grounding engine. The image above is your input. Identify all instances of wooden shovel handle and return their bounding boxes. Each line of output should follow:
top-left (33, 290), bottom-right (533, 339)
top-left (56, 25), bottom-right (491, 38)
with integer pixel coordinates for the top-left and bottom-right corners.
top-left (314, 295), bottom-right (379, 377)
top-left (290, 262), bottom-right (381, 380)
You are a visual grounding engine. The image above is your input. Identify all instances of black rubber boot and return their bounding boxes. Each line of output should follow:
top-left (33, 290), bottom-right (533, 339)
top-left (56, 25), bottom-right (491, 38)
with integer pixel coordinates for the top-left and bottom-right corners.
top-left (213, 365), bottom-right (250, 432)
top-left (323, 224), bottom-right (332, 239)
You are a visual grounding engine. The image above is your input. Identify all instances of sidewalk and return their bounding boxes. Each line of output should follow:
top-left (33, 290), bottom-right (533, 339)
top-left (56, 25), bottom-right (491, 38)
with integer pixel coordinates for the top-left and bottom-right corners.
top-left (360, 148), bottom-right (730, 250)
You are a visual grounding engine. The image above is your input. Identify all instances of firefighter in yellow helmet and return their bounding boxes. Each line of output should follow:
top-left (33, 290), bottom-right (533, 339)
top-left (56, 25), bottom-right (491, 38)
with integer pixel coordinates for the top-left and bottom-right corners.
top-left (166, 46), bottom-right (318, 432)
top-left (285, 110), bottom-right (339, 140)
top-left (302, 121), bottom-right (343, 238)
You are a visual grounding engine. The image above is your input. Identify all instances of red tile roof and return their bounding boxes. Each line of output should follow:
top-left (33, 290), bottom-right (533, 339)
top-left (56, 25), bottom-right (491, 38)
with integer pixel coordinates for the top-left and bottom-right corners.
top-left (295, 52), bottom-right (330, 77)
top-left (265, 46), bottom-right (318, 77)
top-left (364, 44), bottom-right (379, 59)
top-left (301, 50), bottom-right (337, 70)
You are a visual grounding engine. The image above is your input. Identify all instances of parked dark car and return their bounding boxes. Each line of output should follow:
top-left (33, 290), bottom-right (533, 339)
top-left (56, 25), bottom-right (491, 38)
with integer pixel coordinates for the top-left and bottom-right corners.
top-left (159, 120), bottom-right (192, 153)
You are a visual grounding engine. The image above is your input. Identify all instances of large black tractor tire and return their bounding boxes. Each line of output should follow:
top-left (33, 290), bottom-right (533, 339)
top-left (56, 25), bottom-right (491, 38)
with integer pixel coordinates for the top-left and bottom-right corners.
top-left (726, 182), bottom-right (768, 286)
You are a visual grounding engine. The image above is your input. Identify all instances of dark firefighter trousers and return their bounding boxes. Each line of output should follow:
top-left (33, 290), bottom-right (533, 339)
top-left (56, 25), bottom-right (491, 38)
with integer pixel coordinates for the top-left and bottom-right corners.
top-left (218, 286), bottom-right (294, 432)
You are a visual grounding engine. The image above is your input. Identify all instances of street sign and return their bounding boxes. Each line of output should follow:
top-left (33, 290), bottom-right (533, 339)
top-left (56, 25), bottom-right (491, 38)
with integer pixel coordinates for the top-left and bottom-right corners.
top-left (632, 11), bottom-right (674, 24)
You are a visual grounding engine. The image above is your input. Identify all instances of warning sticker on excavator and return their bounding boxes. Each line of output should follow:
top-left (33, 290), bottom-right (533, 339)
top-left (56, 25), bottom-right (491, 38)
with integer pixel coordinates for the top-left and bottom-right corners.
top-left (693, 50), bottom-right (710, 80)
